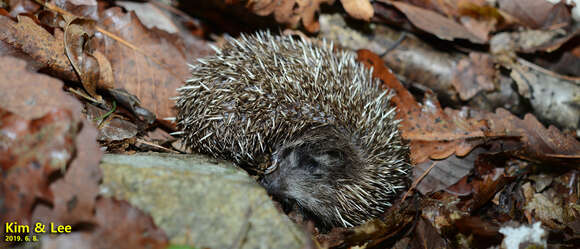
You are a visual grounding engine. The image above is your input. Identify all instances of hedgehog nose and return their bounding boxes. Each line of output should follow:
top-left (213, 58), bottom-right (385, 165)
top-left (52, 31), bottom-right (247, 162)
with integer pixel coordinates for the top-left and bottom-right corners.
top-left (262, 176), bottom-right (288, 199)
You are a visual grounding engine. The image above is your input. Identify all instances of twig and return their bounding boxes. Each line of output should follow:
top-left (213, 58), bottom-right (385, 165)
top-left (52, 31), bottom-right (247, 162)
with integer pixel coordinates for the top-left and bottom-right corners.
top-left (380, 32), bottom-right (407, 57)
top-left (136, 138), bottom-right (180, 153)
top-left (401, 161), bottom-right (437, 201)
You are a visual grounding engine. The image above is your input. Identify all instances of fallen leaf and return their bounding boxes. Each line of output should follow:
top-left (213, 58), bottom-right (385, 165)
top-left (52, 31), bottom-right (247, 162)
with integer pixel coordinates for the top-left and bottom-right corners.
top-left (413, 148), bottom-right (481, 195)
top-left (47, 119), bottom-right (103, 225)
top-left (453, 216), bottom-right (502, 248)
top-left (525, 193), bottom-right (566, 229)
top-left (497, 0), bottom-right (568, 29)
top-left (357, 50), bottom-right (490, 164)
top-left (0, 108), bottom-right (78, 234)
top-left (0, 56), bottom-right (81, 119)
top-left (96, 7), bottom-right (194, 126)
top-left (40, 198), bottom-right (169, 249)
top-left (247, 0), bottom-right (335, 32)
top-left (85, 104), bottom-right (139, 142)
top-left (53, 0), bottom-right (98, 20)
top-left (92, 198), bottom-right (169, 249)
top-left (474, 108), bottom-right (580, 162)
top-left (390, 1), bottom-right (486, 44)
top-left (452, 52), bottom-right (496, 101)
top-left (410, 218), bottom-right (447, 249)
top-left (340, 0), bottom-right (374, 21)
top-left (64, 16), bottom-right (112, 99)
top-left (0, 15), bottom-right (79, 82)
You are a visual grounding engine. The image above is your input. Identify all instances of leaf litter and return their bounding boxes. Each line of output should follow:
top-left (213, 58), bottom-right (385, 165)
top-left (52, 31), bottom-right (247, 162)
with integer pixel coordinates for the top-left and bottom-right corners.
top-left (1, 0), bottom-right (580, 248)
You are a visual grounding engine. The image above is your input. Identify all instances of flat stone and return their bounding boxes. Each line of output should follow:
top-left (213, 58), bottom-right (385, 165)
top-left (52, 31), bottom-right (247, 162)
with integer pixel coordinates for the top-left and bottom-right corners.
top-left (99, 153), bottom-right (310, 249)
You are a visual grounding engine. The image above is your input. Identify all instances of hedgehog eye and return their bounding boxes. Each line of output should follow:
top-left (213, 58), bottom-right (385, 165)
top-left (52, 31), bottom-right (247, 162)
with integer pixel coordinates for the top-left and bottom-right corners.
top-left (298, 154), bottom-right (319, 170)
top-left (279, 148), bottom-right (292, 160)
top-left (326, 150), bottom-right (343, 160)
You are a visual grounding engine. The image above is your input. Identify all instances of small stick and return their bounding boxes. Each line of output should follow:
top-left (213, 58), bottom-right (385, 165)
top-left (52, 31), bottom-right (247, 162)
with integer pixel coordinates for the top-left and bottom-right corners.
top-left (401, 161), bottom-right (437, 201)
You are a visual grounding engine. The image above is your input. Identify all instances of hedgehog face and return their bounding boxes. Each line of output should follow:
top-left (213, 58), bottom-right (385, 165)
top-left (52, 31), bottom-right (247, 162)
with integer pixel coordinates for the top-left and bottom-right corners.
top-left (261, 126), bottom-right (367, 228)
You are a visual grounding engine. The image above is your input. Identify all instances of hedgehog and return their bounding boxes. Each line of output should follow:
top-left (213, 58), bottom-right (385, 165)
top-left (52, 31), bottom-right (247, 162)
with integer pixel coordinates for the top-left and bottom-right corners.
top-left (174, 31), bottom-right (411, 229)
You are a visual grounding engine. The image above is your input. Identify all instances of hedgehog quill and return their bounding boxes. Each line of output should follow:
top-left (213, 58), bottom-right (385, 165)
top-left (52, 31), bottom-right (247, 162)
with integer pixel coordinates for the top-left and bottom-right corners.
top-left (175, 31), bottom-right (411, 229)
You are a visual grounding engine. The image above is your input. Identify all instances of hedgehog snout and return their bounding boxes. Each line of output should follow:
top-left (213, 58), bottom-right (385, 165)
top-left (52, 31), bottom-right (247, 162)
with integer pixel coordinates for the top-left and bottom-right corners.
top-left (261, 168), bottom-right (289, 198)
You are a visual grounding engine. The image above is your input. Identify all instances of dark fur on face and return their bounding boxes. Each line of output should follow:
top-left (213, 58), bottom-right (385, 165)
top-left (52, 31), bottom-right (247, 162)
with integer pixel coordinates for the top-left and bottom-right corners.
top-left (262, 126), bottom-right (380, 228)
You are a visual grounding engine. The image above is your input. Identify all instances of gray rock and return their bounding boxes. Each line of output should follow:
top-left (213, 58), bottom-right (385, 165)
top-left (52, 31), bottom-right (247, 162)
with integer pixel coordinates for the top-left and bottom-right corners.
top-left (99, 153), bottom-right (310, 249)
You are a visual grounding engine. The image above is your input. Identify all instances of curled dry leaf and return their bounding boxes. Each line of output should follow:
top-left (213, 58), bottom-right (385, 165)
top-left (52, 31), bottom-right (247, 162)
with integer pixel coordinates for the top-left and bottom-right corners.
top-left (340, 0), bottom-right (374, 21)
top-left (64, 16), bottom-right (114, 100)
top-left (247, 0), bottom-right (335, 32)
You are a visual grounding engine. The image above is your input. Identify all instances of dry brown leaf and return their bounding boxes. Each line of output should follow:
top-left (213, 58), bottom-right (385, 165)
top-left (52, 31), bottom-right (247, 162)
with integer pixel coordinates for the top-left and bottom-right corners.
top-left (410, 218), bottom-right (447, 249)
top-left (247, 0), bottom-right (335, 32)
top-left (0, 108), bottom-right (78, 235)
top-left (52, 0), bottom-right (98, 20)
top-left (40, 198), bottom-right (169, 249)
top-left (5, 0), bottom-right (40, 17)
top-left (2, 5), bottom-right (113, 99)
top-left (490, 27), bottom-right (580, 54)
top-left (85, 104), bottom-right (139, 142)
top-left (96, 7), bottom-right (197, 126)
top-left (498, 0), bottom-right (569, 29)
top-left (453, 216), bottom-right (502, 247)
top-left (340, 0), bottom-right (374, 21)
top-left (525, 192), bottom-right (567, 229)
top-left (63, 16), bottom-right (108, 99)
top-left (0, 56), bottom-right (101, 238)
top-left (358, 49), bottom-right (580, 165)
top-left (0, 56), bottom-right (164, 248)
top-left (357, 49), bottom-right (489, 164)
top-left (474, 109), bottom-right (580, 162)
top-left (0, 56), bottom-right (82, 120)
top-left (46, 118), bottom-right (103, 225)
top-left (413, 148), bottom-right (483, 195)
top-left (315, 201), bottom-right (416, 248)
top-left (0, 15), bottom-right (79, 82)
top-left (91, 198), bottom-right (169, 249)
top-left (390, 1), bottom-right (486, 44)
top-left (452, 52), bottom-right (496, 101)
